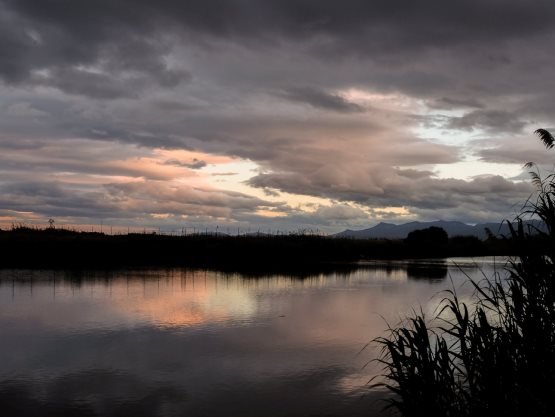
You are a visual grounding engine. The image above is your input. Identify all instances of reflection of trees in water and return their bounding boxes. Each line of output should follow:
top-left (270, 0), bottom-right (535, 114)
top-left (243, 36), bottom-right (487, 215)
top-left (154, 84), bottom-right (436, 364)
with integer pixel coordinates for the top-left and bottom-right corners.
top-left (0, 264), bottom-right (364, 286)
top-left (3, 261), bottom-right (493, 288)
top-left (406, 261), bottom-right (448, 281)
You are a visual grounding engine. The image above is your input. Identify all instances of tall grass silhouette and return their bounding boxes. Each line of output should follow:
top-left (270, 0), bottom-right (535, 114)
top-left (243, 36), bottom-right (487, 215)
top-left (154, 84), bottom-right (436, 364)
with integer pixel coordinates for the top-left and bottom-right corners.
top-left (374, 129), bottom-right (555, 417)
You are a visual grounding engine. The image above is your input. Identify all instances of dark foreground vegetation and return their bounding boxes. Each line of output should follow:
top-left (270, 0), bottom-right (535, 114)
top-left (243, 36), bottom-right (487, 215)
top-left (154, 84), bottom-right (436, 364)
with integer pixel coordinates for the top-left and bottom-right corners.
top-left (375, 129), bottom-right (555, 417)
top-left (0, 225), bottom-right (524, 270)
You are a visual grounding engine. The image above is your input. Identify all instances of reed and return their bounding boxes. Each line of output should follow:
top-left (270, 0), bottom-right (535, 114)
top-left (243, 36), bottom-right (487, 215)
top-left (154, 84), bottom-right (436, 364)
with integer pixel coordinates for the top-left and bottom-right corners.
top-left (374, 129), bottom-right (555, 417)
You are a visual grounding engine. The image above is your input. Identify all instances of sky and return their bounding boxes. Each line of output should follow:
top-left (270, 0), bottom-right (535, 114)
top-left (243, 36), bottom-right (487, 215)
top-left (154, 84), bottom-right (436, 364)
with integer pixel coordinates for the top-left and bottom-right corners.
top-left (1, 0), bottom-right (554, 233)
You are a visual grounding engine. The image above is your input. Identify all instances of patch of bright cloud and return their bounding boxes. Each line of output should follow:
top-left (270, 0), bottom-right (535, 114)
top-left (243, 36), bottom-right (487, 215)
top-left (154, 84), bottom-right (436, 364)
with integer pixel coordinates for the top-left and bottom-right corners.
top-left (433, 160), bottom-right (523, 181)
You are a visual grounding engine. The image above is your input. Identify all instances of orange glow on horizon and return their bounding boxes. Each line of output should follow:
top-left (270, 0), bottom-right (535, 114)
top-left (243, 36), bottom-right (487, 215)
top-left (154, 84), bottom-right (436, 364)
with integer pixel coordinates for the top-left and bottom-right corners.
top-left (255, 209), bottom-right (288, 218)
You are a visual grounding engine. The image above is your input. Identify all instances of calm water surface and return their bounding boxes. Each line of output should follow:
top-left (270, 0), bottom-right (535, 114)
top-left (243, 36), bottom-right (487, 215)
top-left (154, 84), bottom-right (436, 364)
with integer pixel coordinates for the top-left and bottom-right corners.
top-left (0, 258), bottom-right (506, 416)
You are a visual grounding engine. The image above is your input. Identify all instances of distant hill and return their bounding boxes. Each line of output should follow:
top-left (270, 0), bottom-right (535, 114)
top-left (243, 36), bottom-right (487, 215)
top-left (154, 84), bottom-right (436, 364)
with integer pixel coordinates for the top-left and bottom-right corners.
top-left (333, 220), bottom-right (544, 240)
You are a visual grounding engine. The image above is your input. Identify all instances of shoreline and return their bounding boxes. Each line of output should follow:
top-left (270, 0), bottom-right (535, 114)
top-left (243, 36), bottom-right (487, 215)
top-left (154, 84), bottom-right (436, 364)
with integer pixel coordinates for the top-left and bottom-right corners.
top-left (0, 227), bottom-right (520, 271)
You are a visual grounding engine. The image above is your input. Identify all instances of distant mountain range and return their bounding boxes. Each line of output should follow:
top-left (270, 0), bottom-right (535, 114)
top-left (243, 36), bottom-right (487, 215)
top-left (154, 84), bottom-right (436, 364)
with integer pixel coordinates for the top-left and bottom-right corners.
top-left (333, 220), bottom-right (543, 240)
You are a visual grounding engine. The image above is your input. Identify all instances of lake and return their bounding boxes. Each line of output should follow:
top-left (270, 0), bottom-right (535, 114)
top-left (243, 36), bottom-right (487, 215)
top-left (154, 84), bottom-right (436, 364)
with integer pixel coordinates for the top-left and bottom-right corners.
top-left (0, 257), bottom-right (507, 417)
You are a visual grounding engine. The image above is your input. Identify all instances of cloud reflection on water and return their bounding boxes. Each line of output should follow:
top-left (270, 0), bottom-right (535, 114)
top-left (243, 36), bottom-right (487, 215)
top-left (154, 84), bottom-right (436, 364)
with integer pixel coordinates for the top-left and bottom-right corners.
top-left (0, 259), bottom-right (500, 416)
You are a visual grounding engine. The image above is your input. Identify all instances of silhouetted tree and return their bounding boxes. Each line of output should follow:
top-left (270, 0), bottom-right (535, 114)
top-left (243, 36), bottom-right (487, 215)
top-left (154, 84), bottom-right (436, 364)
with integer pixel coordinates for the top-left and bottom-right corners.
top-left (406, 226), bottom-right (448, 247)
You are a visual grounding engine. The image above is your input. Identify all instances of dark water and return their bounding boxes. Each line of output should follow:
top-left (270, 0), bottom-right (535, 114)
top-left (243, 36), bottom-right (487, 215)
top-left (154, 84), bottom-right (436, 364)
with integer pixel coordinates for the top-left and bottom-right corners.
top-left (0, 258), bottom-right (505, 417)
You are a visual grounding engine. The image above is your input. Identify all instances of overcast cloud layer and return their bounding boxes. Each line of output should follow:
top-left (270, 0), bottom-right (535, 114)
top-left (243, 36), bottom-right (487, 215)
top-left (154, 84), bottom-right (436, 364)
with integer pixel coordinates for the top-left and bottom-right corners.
top-left (1, 0), bottom-right (554, 232)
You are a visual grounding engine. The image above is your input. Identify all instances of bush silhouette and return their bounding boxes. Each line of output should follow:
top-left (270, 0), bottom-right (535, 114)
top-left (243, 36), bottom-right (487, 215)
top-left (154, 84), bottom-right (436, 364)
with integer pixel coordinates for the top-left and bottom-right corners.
top-left (405, 226), bottom-right (448, 246)
top-left (405, 226), bottom-right (448, 257)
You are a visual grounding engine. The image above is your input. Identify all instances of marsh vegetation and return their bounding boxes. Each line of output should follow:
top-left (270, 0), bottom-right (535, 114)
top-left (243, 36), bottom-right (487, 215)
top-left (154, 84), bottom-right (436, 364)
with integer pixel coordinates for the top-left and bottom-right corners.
top-left (375, 129), bottom-right (555, 417)
top-left (0, 225), bottom-right (520, 270)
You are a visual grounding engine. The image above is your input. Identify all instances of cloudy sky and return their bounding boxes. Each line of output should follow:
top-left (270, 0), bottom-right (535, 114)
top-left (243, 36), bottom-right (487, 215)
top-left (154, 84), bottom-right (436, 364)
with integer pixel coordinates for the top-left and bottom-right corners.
top-left (1, 0), bottom-right (554, 233)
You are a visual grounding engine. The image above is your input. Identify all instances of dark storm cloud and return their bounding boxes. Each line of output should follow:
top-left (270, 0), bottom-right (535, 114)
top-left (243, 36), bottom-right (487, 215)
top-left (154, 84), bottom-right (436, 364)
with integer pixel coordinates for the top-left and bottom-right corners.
top-left (2, 0), bottom-right (554, 109)
top-left (1, 0), bottom-right (553, 228)
top-left (5, 0), bottom-right (554, 50)
top-left (276, 86), bottom-right (365, 113)
top-left (2, 0), bottom-right (554, 95)
top-left (428, 97), bottom-right (485, 110)
top-left (0, 181), bottom-right (123, 218)
top-left (0, 0), bottom-right (191, 97)
top-left (248, 167), bottom-right (532, 213)
top-left (0, 179), bottom-right (281, 222)
top-left (447, 109), bottom-right (527, 133)
top-left (35, 68), bottom-right (140, 99)
top-left (104, 181), bottom-right (274, 212)
top-left (164, 158), bottom-right (207, 169)
top-left (477, 132), bottom-right (555, 166)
